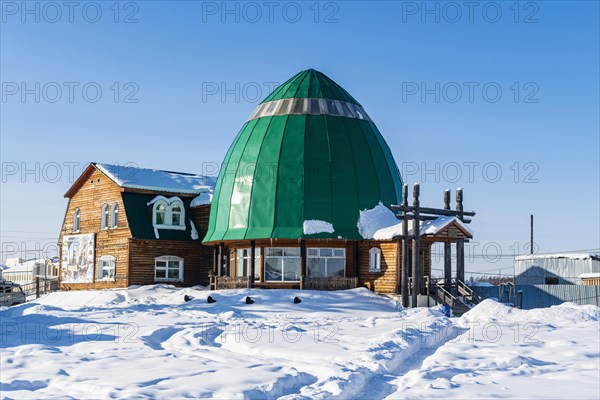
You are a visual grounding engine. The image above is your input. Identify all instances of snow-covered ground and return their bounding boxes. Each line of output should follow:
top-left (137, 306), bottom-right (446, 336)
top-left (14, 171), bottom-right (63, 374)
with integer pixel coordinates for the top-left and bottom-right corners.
top-left (1, 286), bottom-right (598, 399)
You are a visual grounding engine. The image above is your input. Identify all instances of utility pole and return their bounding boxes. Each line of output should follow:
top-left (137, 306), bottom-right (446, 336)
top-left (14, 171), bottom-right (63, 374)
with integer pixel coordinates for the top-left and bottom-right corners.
top-left (530, 214), bottom-right (534, 254)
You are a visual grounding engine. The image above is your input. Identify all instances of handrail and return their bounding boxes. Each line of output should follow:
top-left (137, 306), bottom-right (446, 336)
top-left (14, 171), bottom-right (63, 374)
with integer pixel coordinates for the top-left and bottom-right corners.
top-left (456, 280), bottom-right (482, 304)
top-left (432, 280), bottom-right (457, 308)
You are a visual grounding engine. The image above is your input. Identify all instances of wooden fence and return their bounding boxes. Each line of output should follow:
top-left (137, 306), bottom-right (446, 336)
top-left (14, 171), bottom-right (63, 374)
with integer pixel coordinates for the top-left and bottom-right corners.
top-left (214, 276), bottom-right (248, 290)
top-left (301, 276), bottom-right (359, 291)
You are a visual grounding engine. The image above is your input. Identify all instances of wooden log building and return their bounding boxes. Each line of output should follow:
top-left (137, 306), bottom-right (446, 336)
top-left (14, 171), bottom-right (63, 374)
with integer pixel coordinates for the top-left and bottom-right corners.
top-left (58, 163), bottom-right (216, 290)
top-left (58, 69), bottom-right (475, 308)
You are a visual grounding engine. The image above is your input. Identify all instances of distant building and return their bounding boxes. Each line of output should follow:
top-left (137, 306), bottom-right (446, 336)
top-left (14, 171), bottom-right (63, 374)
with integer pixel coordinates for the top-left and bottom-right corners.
top-left (0, 258), bottom-right (58, 284)
top-left (515, 253), bottom-right (600, 285)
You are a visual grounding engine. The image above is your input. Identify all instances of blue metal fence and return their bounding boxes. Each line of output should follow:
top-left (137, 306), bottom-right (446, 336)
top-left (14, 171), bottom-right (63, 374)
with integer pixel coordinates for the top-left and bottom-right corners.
top-left (471, 284), bottom-right (600, 309)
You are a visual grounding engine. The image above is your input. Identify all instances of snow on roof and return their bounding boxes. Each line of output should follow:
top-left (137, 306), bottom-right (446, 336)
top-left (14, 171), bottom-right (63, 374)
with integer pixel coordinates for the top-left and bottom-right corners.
top-left (579, 273), bottom-right (600, 279)
top-left (467, 281), bottom-right (495, 287)
top-left (516, 253), bottom-right (600, 262)
top-left (420, 216), bottom-right (473, 237)
top-left (358, 202), bottom-right (472, 240)
top-left (95, 163), bottom-right (215, 195)
top-left (191, 192), bottom-right (213, 207)
top-left (357, 202), bottom-right (400, 239)
top-left (2, 258), bottom-right (46, 272)
top-left (303, 220), bottom-right (335, 235)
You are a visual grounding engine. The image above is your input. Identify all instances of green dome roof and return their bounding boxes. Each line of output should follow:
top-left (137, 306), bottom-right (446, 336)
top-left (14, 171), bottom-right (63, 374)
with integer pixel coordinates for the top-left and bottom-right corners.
top-left (203, 69), bottom-right (403, 242)
top-left (261, 69), bottom-right (361, 106)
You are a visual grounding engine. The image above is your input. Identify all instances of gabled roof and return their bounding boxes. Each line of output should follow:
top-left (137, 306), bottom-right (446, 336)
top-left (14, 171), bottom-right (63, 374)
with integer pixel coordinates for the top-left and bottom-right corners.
top-left (372, 216), bottom-right (473, 241)
top-left (358, 203), bottom-right (473, 241)
top-left (420, 216), bottom-right (473, 237)
top-left (64, 163), bottom-right (216, 198)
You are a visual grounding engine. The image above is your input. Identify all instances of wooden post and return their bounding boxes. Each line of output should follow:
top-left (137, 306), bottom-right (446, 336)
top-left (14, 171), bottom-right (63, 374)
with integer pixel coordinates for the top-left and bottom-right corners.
top-left (411, 183), bottom-right (421, 307)
top-left (400, 184), bottom-right (409, 308)
top-left (248, 240), bottom-right (256, 289)
top-left (35, 276), bottom-right (40, 299)
top-left (218, 242), bottom-right (224, 277)
top-left (213, 245), bottom-right (218, 277)
top-left (396, 237), bottom-right (401, 295)
top-left (444, 189), bottom-right (452, 291)
top-left (300, 240), bottom-right (307, 289)
top-left (353, 241), bottom-right (359, 278)
top-left (456, 189), bottom-right (465, 284)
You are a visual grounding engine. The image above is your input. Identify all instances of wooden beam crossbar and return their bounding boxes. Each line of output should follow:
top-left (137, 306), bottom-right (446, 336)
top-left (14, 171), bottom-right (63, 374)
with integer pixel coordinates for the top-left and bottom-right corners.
top-left (390, 205), bottom-right (476, 218)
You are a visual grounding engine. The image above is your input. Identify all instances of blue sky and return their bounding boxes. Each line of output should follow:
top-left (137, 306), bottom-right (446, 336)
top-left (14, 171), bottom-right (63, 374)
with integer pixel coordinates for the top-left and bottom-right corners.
top-left (1, 1), bottom-right (599, 275)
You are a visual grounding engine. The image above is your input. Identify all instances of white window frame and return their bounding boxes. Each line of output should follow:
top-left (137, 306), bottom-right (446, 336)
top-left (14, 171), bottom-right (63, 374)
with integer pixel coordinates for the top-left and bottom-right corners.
top-left (307, 248), bottom-right (346, 277)
top-left (154, 201), bottom-right (167, 225)
top-left (369, 247), bottom-right (382, 273)
top-left (73, 208), bottom-right (80, 233)
top-left (154, 255), bottom-right (184, 282)
top-left (110, 203), bottom-right (119, 229)
top-left (101, 204), bottom-right (109, 229)
top-left (235, 247), bottom-right (261, 279)
top-left (264, 247), bottom-right (301, 282)
top-left (151, 197), bottom-right (186, 231)
top-left (171, 203), bottom-right (183, 226)
top-left (98, 255), bottom-right (116, 281)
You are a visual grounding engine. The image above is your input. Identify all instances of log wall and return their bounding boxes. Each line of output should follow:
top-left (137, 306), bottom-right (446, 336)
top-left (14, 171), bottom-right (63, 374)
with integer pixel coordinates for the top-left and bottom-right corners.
top-left (59, 168), bottom-right (131, 290)
top-left (129, 239), bottom-right (210, 286)
top-left (358, 241), bottom-right (399, 293)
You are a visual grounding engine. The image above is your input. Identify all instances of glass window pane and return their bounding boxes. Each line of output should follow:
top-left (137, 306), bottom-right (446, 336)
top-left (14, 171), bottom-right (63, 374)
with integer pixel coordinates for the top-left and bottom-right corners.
top-left (254, 265), bottom-right (260, 280)
top-left (308, 259), bottom-right (326, 278)
top-left (265, 257), bottom-right (282, 281)
top-left (156, 261), bottom-right (166, 267)
top-left (327, 259), bottom-right (345, 277)
top-left (320, 248), bottom-right (333, 257)
top-left (292, 99), bottom-right (305, 114)
top-left (285, 247), bottom-right (300, 257)
top-left (168, 261), bottom-right (180, 269)
top-left (333, 249), bottom-right (344, 257)
top-left (168, 269), bottom-right (179, 279)
top-left (156, 269), bottom-right (166, 278)
top-left (237, 259), bottom-right (247, 277)
top-left (278, 99), bottom-right (291, 114)
top-left (307, 248), bottom-right (318, 257)
top-left (265, 247), bottom-right (282, 257)
top-left (310, 99), bottom-right (320, 114)
top-left (265, 101), bottom-right (278, 115)
top-left (341, 102), bottom-right (355, 118)
top-left (283, 257), bottom-right (300, 281)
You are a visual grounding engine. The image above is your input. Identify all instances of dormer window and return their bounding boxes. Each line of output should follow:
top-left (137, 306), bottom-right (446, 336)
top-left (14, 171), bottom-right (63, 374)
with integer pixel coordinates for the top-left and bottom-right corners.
top-left (155, 203), bottom-right (166, 225)
top-left (171, 204), bottom-right (182, 226)
top-left (149, 196), bottom-right (186, 230)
